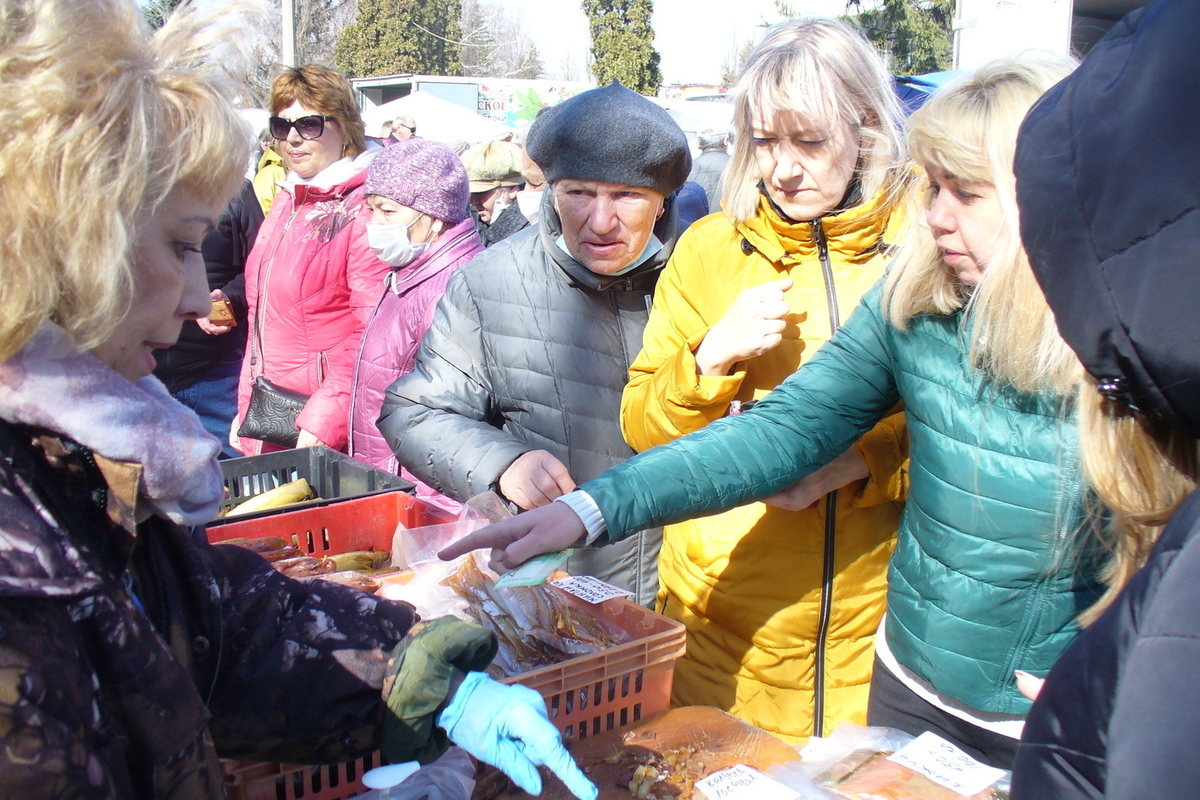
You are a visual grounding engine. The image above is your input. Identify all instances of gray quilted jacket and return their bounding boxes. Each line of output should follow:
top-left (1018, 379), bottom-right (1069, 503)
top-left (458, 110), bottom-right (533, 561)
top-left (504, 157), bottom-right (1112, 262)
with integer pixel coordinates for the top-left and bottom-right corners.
top-left (378, 193), bottom-right (678, 605)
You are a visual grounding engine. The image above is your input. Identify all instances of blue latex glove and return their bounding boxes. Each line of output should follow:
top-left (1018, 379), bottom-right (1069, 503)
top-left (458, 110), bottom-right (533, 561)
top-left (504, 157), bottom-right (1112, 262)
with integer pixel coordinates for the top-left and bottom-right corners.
top-left (438, 671), bottom-right (599, 800)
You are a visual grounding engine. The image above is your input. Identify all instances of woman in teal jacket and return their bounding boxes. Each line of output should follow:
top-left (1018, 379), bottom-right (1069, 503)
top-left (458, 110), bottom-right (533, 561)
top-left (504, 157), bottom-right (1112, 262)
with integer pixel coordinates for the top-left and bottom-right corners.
top-left (444, 60), bottom-right (1104, 769)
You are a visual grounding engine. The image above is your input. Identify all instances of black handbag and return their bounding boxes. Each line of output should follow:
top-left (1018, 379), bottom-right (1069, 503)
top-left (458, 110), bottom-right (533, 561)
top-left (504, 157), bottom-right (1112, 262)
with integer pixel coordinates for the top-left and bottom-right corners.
top-left (237, 376), bottom-right (309, 448)
top-left (238, 250), bottom-right (310, 449)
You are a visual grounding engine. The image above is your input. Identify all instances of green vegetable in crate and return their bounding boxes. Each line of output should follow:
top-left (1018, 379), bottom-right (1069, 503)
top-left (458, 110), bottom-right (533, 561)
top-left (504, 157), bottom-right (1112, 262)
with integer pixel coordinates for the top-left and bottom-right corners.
top-left (225, 478), bottom-right (317, 517)
top-left (330, 550), bottom-right (391, 572)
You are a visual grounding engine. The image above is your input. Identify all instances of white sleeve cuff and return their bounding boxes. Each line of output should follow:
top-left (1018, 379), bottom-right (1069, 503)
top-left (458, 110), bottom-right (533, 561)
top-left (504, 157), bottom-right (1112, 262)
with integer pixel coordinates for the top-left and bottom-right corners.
top-left (553, 491), bottom-right (607, 545)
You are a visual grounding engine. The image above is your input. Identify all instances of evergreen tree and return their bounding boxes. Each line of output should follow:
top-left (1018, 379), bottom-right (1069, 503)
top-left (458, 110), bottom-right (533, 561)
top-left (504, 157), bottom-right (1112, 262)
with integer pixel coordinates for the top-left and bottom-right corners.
top-left (582, 0), bottom-right (662, 95)
top-left (336, 0), bottom-right (464, 78)
top-left (844, 0), bottom-right (954, 74)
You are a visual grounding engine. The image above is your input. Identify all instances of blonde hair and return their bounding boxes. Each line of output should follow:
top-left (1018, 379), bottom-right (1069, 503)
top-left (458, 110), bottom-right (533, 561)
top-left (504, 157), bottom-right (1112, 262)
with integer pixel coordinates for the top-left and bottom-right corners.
top-left (722, 18), bottom-right (910, 223)
top-left (270, 65), bottom-right (366, 159)
top-left (0, 0), bottom-right (261, 360)
top-left (883, 57), bottom-right (1081, 395)
top-left (1075, 381), bottom-right (1199, 623)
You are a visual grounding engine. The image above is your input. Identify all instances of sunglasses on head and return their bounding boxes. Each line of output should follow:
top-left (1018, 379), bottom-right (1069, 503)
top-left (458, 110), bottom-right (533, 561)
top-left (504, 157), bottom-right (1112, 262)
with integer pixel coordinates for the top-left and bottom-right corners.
top-left (269, 114), bottom-right (335, 141)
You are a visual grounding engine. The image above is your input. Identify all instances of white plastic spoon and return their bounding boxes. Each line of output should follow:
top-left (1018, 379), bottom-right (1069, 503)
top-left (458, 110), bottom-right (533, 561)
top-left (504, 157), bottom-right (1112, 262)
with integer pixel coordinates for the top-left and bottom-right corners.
top-left (362, 761), bottom-right (422, 790)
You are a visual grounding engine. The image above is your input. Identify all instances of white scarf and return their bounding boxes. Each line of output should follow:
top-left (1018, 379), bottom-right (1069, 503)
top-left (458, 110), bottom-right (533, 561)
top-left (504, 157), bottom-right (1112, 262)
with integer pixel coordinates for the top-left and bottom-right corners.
top-left (0, 323), bottom-right (224, 525)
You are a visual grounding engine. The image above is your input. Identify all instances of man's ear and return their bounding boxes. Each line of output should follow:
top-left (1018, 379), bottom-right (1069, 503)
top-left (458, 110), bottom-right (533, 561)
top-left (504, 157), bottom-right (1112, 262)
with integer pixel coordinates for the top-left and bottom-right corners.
top-left (655, 198), bottom-right (666, 221)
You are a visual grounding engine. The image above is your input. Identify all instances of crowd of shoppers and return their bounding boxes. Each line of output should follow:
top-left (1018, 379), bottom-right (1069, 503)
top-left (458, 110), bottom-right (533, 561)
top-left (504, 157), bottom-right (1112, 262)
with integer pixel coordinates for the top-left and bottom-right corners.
top-left (444, 55), bottom-right (1097, 771)
top-left (2, 0), bottom-right (1198, 795)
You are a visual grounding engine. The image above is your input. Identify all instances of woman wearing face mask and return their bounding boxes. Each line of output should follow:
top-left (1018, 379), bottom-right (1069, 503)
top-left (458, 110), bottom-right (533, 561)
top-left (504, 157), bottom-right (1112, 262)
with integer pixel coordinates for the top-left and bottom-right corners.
top-left (619, 19), bottom-right (913, 743)
top-left (350, 140), bottom-right (483, 497)
top-left (445, 58), bottom-right (1103, 769)
top-left (234, 65), bottom-right (391, 455)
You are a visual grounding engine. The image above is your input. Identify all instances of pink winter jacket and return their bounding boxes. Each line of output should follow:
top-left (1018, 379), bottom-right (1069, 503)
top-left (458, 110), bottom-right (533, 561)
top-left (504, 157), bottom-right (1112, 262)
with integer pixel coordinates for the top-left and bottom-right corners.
top-left (349, 217), bottom-right (483, 477)
top-left (236, 158), bottom-right (391, 454)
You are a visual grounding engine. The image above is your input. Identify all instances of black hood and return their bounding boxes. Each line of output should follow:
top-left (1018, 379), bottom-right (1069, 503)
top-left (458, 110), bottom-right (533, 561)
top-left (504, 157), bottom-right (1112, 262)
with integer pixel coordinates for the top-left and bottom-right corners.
top-left (537, 188), bottom-right (680, 292)
top-left (1015, 0), bottom-right (1200, 437)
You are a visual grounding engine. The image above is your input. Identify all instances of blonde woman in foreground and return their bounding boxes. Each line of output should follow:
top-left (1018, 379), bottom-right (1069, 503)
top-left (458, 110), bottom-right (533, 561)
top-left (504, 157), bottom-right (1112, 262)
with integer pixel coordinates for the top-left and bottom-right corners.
top-left (444, 58), bottom-right (1101, 769)
top-left (0, 1), bottom-right (594, 797)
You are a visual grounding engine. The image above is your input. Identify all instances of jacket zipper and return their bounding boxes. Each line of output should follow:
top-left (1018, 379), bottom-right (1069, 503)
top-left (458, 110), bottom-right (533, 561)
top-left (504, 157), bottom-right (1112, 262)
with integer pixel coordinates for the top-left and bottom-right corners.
top-left (614, 281), bottom-right (651, 599)
top-left (812, 219), bottom-right (840, 738)
top-left (250, 202), bottom-right (302, 371)
top-left (999, 472), bottom-right (1084, 709)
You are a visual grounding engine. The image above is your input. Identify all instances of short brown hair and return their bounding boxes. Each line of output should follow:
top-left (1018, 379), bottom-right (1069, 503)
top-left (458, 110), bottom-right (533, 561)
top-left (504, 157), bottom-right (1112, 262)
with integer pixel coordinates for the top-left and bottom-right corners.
top-left (270, 65), bottom-right (365, 159)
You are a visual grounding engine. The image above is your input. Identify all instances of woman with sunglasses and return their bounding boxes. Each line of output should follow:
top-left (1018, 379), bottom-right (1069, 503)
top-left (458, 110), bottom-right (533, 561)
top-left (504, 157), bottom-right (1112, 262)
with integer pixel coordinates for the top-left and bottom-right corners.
top-left (234, 65), bottom-right (391, 455)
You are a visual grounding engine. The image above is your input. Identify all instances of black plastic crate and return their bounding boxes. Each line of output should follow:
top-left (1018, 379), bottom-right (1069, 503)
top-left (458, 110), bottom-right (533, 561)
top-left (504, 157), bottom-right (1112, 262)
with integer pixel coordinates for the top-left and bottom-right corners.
top-left (213, 446), bottom-right (414, 524)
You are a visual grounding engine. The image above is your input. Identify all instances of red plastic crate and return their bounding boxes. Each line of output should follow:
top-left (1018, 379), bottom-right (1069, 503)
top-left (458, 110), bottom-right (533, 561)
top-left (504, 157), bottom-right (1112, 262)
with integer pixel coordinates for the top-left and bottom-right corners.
top-left (207, 492), bottom-right (686, 800)
top-left (207, 490), bottom-right (456, 556)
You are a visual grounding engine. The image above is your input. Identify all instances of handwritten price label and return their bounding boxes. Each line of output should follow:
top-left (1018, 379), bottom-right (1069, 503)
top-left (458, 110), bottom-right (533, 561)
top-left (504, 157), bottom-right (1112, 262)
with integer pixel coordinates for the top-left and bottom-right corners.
top-left (694, 765), bottom-right (800, 800)
top-left (551, 575), bottom-right (633, 604)
top-left (886, 732), bottom-right (1007, 796)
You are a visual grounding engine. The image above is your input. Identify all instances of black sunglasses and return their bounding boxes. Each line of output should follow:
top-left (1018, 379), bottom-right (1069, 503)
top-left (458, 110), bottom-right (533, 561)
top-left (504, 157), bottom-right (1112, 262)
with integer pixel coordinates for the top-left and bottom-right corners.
top-left (269, 114), bottom-right (335, 141)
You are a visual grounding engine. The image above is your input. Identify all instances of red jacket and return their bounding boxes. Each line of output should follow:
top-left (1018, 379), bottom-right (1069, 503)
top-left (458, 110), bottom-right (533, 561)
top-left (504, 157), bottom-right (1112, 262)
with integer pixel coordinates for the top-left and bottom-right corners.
top-left (237, 157), bottom-right (391, 454)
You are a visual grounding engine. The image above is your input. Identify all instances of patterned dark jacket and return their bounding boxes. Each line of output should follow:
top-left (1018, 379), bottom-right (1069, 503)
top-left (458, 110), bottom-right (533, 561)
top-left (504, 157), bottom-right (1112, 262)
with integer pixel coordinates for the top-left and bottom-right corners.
top-left (0, 420), bottom-right (423, 799)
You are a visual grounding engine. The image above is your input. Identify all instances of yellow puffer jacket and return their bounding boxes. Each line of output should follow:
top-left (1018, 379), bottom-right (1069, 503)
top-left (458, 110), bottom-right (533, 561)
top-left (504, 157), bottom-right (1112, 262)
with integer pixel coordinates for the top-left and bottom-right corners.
top-left (253, 148), bottom-right (286, 216)
top-left (621, 189), bottom-right (908, 743)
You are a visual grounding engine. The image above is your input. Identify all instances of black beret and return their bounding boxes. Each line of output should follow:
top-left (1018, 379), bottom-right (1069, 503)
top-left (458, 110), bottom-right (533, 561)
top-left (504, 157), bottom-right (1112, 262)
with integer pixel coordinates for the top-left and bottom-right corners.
top-left (527, 81), bottom-right (691, 197)
top-left (1015, 0), bottom-right (1200, 437)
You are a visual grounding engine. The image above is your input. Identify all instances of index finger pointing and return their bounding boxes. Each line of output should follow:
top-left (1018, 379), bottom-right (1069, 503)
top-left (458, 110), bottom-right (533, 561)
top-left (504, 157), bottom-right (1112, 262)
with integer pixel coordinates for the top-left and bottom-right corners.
top-left (438, 520), bottom-right (525, 561)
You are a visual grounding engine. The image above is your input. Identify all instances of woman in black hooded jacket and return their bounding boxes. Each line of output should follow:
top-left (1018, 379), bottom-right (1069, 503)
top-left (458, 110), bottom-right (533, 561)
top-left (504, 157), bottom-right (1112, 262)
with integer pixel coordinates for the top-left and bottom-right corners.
top-left (1009, 1), bottom-right (1200, 797)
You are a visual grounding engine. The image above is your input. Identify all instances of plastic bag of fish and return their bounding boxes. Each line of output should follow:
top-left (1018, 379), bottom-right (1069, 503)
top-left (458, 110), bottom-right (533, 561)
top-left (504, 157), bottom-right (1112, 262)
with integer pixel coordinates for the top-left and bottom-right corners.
top-left (383, 551), bottom-right (632, 679)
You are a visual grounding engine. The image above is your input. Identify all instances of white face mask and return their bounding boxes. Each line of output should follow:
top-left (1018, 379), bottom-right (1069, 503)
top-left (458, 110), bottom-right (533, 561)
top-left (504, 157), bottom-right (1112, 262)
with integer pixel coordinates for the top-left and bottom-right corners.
top-left (368, 216), bottom-right (429, 267)
top-left (490, 197), bottom-right (511, 221)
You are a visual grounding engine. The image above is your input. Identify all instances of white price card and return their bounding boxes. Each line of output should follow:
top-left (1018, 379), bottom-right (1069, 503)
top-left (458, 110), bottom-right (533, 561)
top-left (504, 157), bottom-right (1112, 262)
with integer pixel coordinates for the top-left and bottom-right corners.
top-left (694, 765), bottom-right (801, 800)
top-left (493, 549), bottom-right (575, 588)
top-left (551, 575), bottom-right (634, 604)
top-left (886, 732), bottom-right (1007, 796)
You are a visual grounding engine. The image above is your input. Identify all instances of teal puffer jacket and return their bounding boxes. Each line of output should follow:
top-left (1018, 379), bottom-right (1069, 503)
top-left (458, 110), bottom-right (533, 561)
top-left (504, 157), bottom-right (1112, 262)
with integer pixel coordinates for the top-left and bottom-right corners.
top-left (585, 282), bottom-right (1104, 715)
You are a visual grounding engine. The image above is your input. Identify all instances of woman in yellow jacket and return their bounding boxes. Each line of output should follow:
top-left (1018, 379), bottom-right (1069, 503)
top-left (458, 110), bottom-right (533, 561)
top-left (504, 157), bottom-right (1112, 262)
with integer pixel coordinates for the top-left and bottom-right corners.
top-left (622, 19), bottom-right (915, 743)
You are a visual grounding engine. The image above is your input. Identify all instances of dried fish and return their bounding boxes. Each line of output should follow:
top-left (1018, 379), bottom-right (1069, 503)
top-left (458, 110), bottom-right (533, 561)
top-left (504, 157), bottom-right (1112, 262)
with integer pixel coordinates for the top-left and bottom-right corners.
top-left (440, 557), bottom-right (631, 677)
top-left (300, 570), bottom-right (383, 593)
top-left (274, 556), bottom-right (337, 578)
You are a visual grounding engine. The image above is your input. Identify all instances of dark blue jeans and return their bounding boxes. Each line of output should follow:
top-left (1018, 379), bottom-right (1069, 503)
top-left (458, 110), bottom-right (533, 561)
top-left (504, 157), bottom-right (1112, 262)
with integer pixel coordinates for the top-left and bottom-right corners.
top-left (171, 353), bottom-right (242, 459)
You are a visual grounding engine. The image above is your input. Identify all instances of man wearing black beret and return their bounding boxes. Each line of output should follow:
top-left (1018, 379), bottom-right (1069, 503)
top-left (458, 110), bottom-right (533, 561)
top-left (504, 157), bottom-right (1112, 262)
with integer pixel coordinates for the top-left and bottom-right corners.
top-left (379, 82), bottom-right (691, 605)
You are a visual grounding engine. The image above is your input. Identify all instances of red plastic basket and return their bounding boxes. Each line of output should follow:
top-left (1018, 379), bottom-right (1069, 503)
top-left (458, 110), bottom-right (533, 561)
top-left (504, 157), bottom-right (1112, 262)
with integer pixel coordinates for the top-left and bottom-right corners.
top-left (207, 489), bottom-right (456, 555)
top-left (208, 492), bottom-right (686, 800)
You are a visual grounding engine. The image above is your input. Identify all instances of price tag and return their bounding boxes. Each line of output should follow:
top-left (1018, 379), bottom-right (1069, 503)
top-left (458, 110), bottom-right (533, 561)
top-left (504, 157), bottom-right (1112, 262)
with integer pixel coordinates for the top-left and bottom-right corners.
top-left (551, 575), bottom-right (634, 604)
top-left (886, 732), bottom-right (1007, 796)
top-left (493, 549), bottom-right (575, 588)
top-left (694, 765), bottom-right (800, 800)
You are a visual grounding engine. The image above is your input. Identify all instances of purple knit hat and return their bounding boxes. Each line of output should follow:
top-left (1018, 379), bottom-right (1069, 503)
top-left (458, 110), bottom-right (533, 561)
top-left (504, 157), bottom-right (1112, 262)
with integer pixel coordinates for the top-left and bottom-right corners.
top-left (364, 139), bottom-right (469, 224)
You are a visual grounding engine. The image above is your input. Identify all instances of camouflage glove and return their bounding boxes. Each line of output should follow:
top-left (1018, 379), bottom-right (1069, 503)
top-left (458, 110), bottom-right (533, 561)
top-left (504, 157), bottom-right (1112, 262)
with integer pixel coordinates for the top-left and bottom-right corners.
top-left (380, 616), bottom-right (497, 764)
